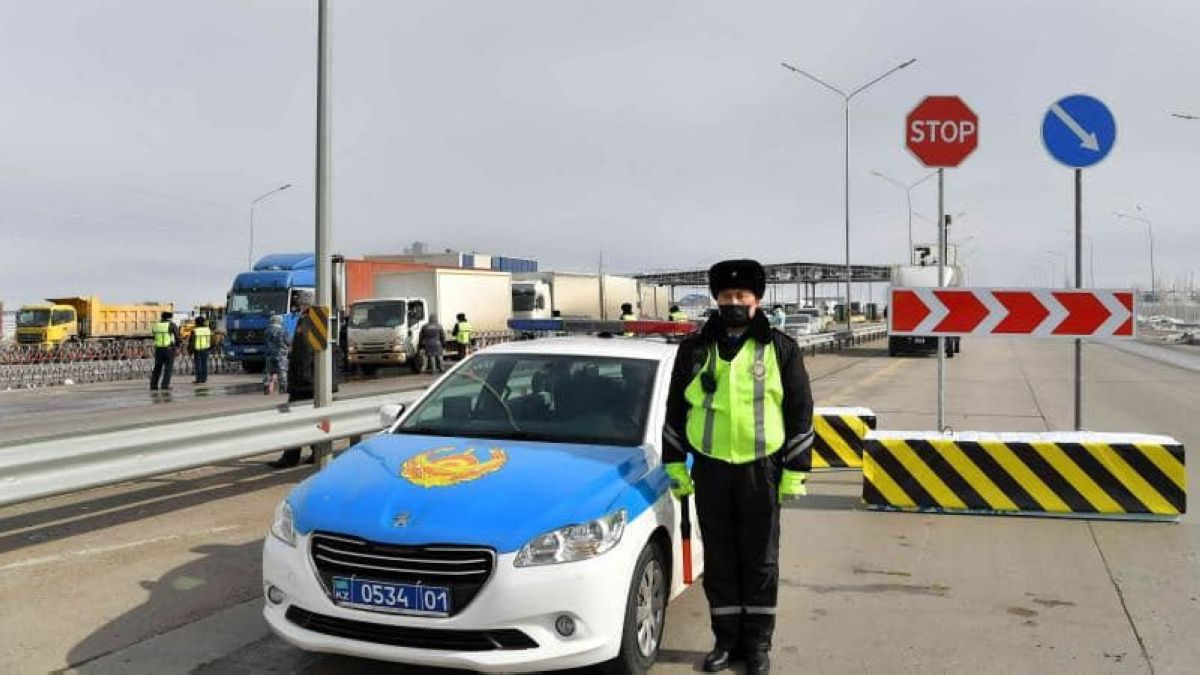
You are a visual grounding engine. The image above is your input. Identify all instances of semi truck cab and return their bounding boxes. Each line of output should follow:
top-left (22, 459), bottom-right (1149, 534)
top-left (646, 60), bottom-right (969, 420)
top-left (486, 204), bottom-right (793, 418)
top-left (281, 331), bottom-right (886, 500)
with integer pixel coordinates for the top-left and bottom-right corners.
top-left (225, 254), bottom-right (317, 373)
top-left (15, 304), bottom-right (77, 347)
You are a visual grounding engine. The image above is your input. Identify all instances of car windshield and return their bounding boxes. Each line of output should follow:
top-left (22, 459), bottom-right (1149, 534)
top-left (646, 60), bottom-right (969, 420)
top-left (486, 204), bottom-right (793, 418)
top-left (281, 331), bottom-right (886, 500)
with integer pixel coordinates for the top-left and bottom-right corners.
top-left (397, 353), bottom-right (658, 446)
top-left (17, 309), bottom-right (50, 327)
top-left (511, 288), bottom-right (536, 312)
top-left (228, 290), bottom-right (288, 315)
top-left (350, 301), bottom-right (406, 329)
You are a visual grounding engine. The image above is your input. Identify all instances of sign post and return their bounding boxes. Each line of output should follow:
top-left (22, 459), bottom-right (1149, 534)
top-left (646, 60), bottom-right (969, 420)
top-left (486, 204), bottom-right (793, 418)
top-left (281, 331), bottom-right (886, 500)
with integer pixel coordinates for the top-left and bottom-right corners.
top-left (906, 96), bottom-right (979, 430)
top-left (1041, 94), bottom-right (1117, 430)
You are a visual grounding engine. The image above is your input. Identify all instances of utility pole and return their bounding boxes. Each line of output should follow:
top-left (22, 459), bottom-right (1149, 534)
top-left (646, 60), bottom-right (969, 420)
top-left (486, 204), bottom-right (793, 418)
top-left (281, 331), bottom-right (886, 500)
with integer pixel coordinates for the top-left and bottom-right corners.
top-left (313, 0), bottom-right (334, 467)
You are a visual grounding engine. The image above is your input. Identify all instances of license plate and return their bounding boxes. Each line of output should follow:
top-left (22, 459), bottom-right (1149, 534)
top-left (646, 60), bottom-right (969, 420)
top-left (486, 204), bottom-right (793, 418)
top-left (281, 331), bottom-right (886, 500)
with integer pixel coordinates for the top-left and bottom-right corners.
top-left (913, 338), bottom-right (926, 344)
top-left (332, 577), bottom-right (452, 616)
top-left (243, 347), bottom-right (258, 354)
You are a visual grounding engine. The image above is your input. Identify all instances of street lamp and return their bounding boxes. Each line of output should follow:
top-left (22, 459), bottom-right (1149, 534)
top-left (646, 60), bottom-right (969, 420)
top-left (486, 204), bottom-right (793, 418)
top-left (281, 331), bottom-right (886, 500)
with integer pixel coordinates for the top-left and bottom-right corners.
top-left (249, 183), bottom-right (293, 269)
top-left (1113, 207), bottom-right (1156, 301)
top-left (781, 57), bottom-right (917, 333)
top-left (871, 169), bottom-right (938, 258)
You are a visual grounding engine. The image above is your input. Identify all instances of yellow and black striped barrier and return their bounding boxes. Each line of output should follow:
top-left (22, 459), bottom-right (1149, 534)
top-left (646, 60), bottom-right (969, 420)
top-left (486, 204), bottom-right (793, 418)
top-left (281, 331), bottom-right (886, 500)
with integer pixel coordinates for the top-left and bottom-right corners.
top-left (863, 431), bottom-right (1186, 520)
top-left (811, 407), bottom-right (877, 470)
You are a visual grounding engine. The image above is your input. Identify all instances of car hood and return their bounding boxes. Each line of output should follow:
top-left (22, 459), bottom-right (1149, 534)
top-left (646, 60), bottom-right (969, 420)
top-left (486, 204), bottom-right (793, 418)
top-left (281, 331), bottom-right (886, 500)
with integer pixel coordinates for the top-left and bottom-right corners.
top-left (289, 434), bottom-right (667, 553)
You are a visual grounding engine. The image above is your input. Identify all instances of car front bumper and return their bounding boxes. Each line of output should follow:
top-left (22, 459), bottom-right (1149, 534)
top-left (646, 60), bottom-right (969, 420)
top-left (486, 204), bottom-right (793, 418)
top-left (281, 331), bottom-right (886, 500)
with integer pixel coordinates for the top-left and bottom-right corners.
top-left (262, 531), bottom-right (638, 673)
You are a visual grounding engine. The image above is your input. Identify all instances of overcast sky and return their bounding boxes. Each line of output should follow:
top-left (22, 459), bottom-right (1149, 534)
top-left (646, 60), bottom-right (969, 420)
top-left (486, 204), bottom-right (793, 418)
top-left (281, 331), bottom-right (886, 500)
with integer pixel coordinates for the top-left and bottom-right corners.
top-left (1, 0), bottom-right (1197, 309)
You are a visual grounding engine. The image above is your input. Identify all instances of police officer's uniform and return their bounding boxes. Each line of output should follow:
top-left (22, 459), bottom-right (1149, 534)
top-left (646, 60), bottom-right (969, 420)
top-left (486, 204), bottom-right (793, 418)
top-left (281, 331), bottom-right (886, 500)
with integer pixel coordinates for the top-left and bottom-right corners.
top-left (663, 260), bottom-right (814, 674)
top-left (150, 313), bottom-right (179, 391)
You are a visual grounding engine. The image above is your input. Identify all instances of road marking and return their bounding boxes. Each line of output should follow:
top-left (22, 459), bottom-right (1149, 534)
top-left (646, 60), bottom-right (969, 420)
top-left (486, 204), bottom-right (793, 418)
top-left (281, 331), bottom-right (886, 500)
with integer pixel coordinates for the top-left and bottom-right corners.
top-left (0, 525), bottom-right (239, 572)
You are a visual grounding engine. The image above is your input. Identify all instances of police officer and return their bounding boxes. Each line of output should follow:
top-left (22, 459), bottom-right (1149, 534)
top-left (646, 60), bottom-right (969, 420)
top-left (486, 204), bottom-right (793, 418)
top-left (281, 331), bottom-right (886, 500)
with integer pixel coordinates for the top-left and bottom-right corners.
top-left (451, 313), bottom-right (472, 361)
top-left (620, 302), bottom-right (636, 336)
top-left (150, 311), bottom-right (180, 391)
top-left (662, 259), bottom-right (814, 674)
top-left (189, 316), bottom-right (214, 384)
top-left (264, 314), bottom-right (290, 393)
top-left (669, 304), bottom-right (689, 322)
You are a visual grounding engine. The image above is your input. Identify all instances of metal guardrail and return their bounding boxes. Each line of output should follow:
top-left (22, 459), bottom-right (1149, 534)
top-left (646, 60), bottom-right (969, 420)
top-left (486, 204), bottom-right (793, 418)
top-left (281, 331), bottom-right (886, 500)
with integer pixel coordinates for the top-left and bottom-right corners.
top-left (0, 325), bottom-right (887, 507)
top-left (0, 390), bottom-right (421, 507)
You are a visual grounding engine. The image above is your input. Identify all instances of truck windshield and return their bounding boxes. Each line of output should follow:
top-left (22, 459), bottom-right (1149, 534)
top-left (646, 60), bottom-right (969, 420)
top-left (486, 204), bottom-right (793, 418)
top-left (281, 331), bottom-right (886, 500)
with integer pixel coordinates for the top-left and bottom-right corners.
top-left (398, 353), bottom-right (657, 447)
top-left (350, 301), bottom-right (405, 329)
top-left (228, 291), bottom-right (287, 315)
top-left (17, 309), bottom-right (50, 327)
top-left (511, 288), bottom-right (536, 312)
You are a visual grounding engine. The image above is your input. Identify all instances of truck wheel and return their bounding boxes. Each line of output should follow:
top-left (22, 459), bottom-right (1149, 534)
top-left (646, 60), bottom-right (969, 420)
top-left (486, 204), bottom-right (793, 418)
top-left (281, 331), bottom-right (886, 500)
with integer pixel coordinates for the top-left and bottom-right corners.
top-left (409, 352), bottom-right (425, 374)
top-left (597, 541), bottom-right (667, 675)
top-left (243, 361), bottom-right (264, 374)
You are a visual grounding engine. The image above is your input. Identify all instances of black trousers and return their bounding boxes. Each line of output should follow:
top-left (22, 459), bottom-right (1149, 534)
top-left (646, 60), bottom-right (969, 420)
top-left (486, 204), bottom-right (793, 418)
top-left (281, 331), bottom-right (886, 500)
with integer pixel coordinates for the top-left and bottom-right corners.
top-left (151, 348), bottom-right (174, 389)
top-left (276, 390), bottom-right (314, 465)
top-left (194, 351), bottom-right (210, 383)
top-left (692, 452), bottom-right (782, 652)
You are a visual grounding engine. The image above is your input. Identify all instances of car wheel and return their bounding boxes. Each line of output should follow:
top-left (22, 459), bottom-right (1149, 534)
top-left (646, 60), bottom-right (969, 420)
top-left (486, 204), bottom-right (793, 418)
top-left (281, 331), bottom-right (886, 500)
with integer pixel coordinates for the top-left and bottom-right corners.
top-left (597, 542), bottom-right (667, 675)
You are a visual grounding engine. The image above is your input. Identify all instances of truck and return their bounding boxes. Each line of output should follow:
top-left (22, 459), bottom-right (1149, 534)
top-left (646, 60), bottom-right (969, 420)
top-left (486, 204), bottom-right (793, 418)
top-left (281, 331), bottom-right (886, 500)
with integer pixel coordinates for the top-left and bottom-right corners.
top-left (887, 263), bottom-right (962, 357)
top-left (223, 253), bottom-right (437, 373)
top-left (14, 296), bottom-right (174, 348)
top-left (511, 272), bottom-right (602, 320)
top-left (347, 268), bottom-right (512, 374)
top-left (638, 283), bottom-right (671, 319)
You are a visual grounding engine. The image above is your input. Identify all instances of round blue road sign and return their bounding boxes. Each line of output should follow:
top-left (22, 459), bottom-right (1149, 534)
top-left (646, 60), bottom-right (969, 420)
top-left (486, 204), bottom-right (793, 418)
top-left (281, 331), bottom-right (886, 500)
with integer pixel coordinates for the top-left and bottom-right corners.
top-left (1041, 94), bottom-right (1116, 168)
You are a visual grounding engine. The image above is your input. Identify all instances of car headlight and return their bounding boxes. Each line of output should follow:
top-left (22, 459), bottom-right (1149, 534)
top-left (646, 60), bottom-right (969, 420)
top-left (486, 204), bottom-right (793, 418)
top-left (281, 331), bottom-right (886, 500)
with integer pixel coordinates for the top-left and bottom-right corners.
top-left (514, 510), bottom-right (626, 567)
top-left (271, 500), bottom-right (296, 547)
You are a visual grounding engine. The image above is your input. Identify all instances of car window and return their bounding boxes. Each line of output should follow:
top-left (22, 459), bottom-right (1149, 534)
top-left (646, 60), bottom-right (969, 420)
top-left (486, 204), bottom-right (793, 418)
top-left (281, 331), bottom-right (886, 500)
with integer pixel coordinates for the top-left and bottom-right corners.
top-left (398, 353), bottom-right (657, 446)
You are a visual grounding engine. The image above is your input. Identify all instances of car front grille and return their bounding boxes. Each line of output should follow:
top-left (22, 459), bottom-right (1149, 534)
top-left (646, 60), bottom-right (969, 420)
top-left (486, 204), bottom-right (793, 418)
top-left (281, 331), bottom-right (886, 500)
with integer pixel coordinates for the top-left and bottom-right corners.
top-left (309, 532), bottom-right (495, 617)
top-left (285, 606), bottom-right (536, 651)
top-left (229, 329), bottom-right (264, 345)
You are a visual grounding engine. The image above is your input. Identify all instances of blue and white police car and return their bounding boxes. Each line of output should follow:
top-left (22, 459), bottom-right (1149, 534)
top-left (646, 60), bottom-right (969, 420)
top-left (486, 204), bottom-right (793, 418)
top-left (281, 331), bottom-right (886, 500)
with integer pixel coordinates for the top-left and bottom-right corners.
top-left (263, 330), bottom-right (703, 673)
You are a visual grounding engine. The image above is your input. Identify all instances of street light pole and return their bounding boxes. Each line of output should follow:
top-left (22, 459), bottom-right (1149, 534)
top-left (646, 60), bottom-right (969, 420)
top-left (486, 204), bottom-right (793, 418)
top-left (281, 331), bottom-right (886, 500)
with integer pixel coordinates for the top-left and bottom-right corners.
top-left (248, 183), bottom-right (293, 269)
top-left (871, 169), bottom-right (937, 258)
top-left (1114, 208), bottom-right (1156, 300)
top-left (781, 58), bottom-right (916, 334)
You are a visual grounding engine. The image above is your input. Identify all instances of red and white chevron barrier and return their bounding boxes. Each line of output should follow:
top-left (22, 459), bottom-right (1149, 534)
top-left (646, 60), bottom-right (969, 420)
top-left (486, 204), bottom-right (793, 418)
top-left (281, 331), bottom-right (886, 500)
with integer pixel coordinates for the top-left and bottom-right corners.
top-left (889, 288), bottom-right (1135, 338)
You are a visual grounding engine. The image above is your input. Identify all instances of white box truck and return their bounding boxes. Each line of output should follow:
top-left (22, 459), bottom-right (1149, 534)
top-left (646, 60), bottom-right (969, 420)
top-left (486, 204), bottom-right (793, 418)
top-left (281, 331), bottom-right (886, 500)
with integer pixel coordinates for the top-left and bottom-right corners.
top-left (348, 269), bottom-right (511, 373)
top-left (601, 275), bottom-right (639, 320)
top-left (638, 283), bottom-right (671, 319)
top-left (512, 272), bottom-right (604, 320)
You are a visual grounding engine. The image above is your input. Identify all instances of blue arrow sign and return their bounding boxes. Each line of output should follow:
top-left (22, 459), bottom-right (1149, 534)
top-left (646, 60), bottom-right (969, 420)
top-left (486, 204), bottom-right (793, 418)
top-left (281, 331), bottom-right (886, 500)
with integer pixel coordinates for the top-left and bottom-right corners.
top-left (1041, 94), bottom-right (1116, 168)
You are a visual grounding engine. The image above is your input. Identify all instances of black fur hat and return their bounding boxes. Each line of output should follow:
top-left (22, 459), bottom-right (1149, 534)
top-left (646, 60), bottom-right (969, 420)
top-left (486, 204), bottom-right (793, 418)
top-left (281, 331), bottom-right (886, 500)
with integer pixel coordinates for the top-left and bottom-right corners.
top-left (708, 259), bottom-right (766, 299)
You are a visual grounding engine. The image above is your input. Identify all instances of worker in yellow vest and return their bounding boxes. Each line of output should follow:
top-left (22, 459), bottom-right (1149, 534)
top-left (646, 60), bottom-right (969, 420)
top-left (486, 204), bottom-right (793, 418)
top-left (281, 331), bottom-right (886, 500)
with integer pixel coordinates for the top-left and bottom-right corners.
top-left (452, 313), bottom-right (473, 361)
top-left (188, 316), bottom-right (214, 384)
top-left (620, 302), bottom-right (636, 336)
top-left (150, 311), bottom-right (180, 391)
top-left (669, 305), bottom-right (689, 322)
top-left (662, 259), bottom-right (813, 675)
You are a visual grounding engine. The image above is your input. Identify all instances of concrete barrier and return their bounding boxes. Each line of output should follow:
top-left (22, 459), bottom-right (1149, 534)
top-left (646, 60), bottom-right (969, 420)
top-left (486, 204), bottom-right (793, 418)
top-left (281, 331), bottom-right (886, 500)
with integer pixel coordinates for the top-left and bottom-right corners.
top-left (862, 431), bottom-right (1186, 520)
top-left (811, 407), bottom-right (877, 470)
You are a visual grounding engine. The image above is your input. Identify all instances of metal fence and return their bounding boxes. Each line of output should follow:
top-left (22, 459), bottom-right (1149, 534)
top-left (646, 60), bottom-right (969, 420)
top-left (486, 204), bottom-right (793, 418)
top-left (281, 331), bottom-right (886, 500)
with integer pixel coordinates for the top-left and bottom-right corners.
top-left (0, 352), bottom-right (242, 390)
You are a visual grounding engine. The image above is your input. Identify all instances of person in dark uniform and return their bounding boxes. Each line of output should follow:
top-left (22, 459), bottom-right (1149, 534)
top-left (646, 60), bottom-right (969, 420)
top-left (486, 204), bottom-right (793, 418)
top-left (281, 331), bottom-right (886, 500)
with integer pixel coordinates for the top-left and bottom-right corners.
top-left (150, 311), bottom-right (180, 391)
top-left (188, 316), bottom-right (214, 384)
top-left (662, 259), bottom-right (814, 674)
top-left (268, 309), bottom-right (339, 468)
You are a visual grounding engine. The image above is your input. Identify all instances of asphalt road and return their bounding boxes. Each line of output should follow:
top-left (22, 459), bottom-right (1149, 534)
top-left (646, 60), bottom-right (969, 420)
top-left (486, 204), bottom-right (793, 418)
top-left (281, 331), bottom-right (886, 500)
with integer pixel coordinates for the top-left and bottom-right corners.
top-left (1, 338), bottom-right (1196, 674)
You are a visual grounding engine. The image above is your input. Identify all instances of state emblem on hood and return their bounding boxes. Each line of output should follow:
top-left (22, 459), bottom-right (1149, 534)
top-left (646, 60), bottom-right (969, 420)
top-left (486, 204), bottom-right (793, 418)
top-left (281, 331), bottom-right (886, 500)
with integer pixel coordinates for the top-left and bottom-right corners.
top-left (400, 446), bottom-right (508, 488)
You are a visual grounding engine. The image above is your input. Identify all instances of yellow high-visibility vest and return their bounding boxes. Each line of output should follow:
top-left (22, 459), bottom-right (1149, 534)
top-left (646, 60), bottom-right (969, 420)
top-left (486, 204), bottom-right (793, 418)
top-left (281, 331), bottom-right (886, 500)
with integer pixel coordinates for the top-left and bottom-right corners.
top-left (669, 311), bottom-right (688, 322)
top-left (455, 321), bottom-right (473, 345)
top-left (152, 321), bottom-right (174, 348)
top-left (193, 326), bottom-right (212, 351)
top-left (684, 338), bottom-right (785, 463)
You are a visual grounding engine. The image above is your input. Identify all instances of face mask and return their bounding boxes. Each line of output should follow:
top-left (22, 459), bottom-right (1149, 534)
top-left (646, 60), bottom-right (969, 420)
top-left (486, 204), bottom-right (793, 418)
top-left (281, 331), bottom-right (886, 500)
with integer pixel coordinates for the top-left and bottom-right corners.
top-left (717, 304), bottom-right (751, 327)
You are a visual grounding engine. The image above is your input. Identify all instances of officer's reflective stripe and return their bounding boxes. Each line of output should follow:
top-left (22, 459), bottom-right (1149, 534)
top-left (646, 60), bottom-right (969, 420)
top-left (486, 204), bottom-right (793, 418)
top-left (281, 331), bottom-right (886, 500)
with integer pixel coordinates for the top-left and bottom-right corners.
top-left (711, 606), bottom-right (777, 615)
top-left (753, 342), bottom-right (766, 460)
top-left (783, 427), bottom-right (815, 463)
top-left (663, 425), bottom-right (684, 453)
top-left (710, 606), bottom-right (742, 616)
top-left (700, 346), bottom-right (717, 453)
top-left (744, 606), bottom-right (777, 615)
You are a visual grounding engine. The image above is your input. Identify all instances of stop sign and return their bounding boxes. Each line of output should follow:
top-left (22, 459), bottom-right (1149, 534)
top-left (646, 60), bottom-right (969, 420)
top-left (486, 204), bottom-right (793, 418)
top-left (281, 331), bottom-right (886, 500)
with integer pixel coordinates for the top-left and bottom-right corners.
top-left (906, 96), bottom-right (978, 167)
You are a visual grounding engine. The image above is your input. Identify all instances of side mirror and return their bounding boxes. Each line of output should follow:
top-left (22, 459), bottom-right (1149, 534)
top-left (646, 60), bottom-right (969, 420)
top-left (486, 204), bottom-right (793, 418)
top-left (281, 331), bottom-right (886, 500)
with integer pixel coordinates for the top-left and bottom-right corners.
top-left (379, 403), bottom-right (406, 429)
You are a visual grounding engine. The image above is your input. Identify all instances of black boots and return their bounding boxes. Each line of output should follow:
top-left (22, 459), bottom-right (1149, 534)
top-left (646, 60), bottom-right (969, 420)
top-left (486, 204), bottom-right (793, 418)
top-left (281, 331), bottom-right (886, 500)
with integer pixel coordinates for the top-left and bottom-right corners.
top-left (702, 647), bottom-right (733, 672)
top-left (746, 649), bottom-right (771, 674)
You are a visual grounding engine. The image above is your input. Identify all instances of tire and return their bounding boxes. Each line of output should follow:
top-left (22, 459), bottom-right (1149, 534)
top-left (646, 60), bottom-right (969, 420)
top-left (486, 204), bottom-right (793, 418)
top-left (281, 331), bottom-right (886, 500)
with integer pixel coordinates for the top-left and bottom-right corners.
top-left (410, 351), bottom-right (425, 375)
top-left (597, 541), bottom-right (667, 675)
top-left (242, 361), bottom-right (264, 374)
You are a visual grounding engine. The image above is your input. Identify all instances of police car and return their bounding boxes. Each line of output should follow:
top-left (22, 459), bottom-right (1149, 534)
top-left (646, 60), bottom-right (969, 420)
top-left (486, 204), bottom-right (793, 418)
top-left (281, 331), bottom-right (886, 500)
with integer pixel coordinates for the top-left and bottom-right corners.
top-left (262, 322), bottom-right (703, 673)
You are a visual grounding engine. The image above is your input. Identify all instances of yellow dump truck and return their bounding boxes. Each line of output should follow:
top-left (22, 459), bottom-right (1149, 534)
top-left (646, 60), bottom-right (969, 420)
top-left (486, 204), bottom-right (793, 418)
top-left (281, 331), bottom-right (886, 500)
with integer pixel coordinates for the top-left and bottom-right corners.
top-left (15, 296), bottom-right (174, 347)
